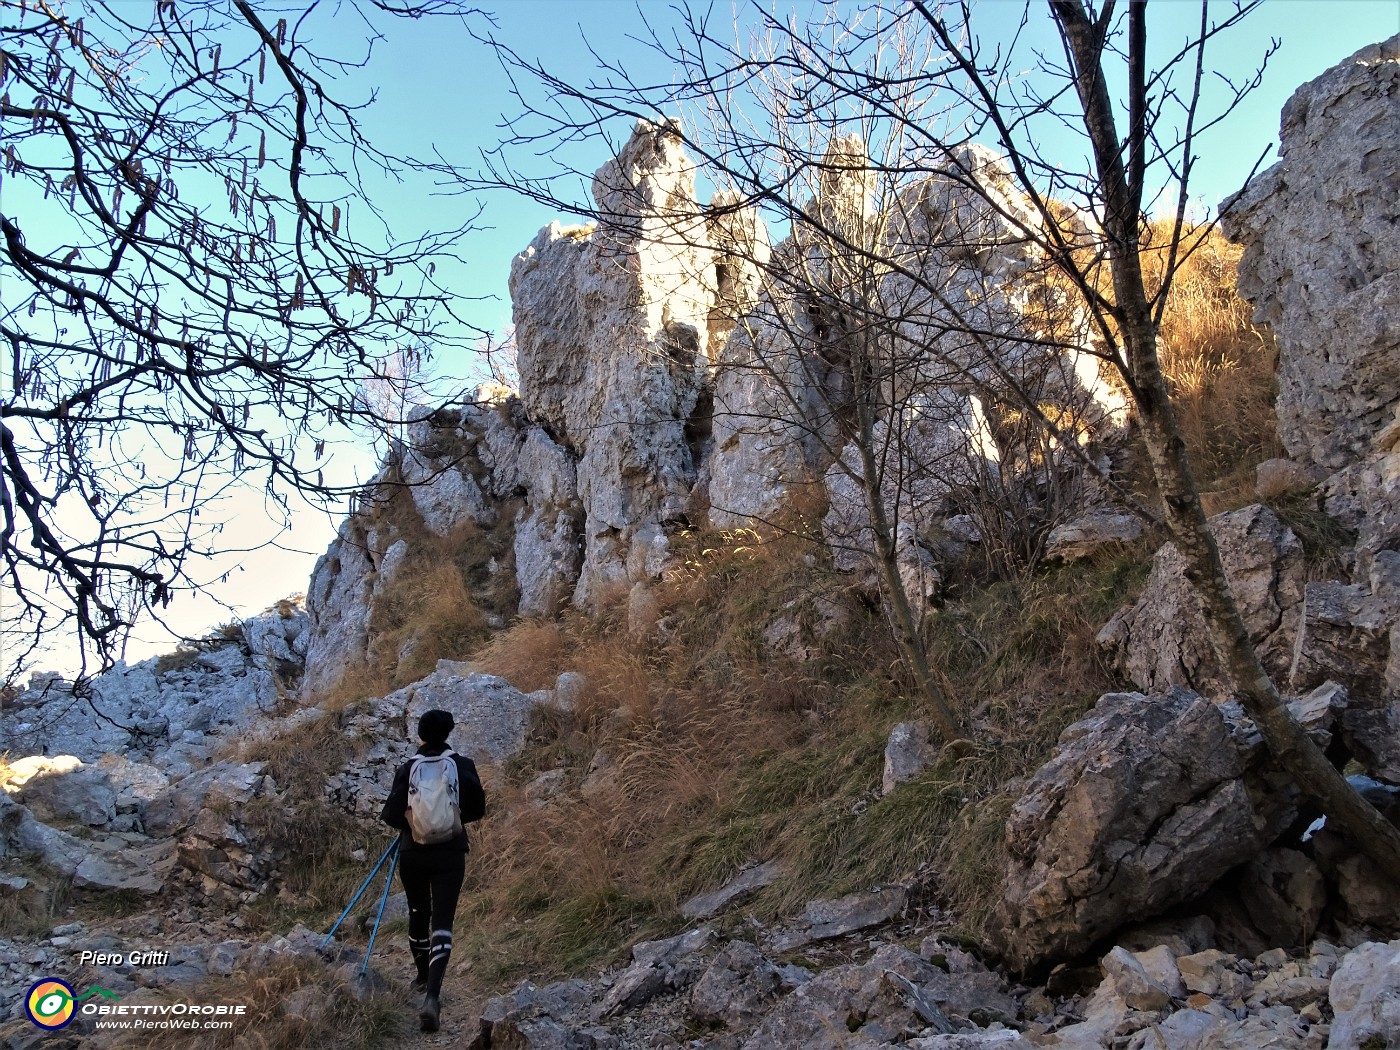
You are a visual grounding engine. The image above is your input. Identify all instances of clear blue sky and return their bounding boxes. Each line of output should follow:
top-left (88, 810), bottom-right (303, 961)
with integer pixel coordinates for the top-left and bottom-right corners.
top-left (342, 0), bottom-right (1400, 337)
top-left (38, 0), bottom-right (1400, 675)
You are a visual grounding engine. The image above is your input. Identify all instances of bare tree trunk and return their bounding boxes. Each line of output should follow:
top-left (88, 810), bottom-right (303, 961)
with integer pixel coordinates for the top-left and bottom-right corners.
top-left (1054, 0), bottom-right (1400, 881)
top-left (850, 399), bottom-right (965, 744)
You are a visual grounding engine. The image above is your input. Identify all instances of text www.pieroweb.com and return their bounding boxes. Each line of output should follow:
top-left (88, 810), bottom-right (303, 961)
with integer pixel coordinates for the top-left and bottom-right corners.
top-left (87, 1003), bottom-right (245, 1031)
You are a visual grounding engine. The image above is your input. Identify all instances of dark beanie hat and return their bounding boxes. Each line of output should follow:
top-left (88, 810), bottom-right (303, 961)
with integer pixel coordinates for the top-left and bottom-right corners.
top-left (417, 709), bottom-right (454, 745)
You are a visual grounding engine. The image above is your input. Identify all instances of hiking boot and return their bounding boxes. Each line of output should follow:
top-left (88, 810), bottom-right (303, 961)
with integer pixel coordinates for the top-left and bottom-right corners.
top-left (418, 993), bottom-right (440, 1033)
top-left (410, 975), bottom-right (427, 995)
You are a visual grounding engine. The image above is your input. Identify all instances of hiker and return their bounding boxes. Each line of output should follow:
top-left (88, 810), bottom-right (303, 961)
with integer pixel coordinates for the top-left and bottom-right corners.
top-left (381, 708), bottom-right (485, 1033)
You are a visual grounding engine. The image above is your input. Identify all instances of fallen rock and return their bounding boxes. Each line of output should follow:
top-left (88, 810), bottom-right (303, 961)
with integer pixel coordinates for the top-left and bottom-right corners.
top-left (739, 944), bottom-right (952, 1050)
top-left (1328, 939), bottom-right (1400, 1050)
top-left (6, 757), bottom-right (117, 827)
top-left (883, 722), bottom-right (935, 795)
top-left (73, 838), bottom-right (177, 894)
top-left (767, 884), bottom-right (908, 953)
top-left (596, 926), bottom-right (714, 1018)
top-left (687, 940), bottom-right (782, 1029)
top-left (1101, 947), bottom-right (1173, 1012)
top-left (1046, 511), bottom-right (1145, 562)
top-left (472, 979), bottom-right (594, 1050)
top-left (1, 791), bottom-right (86, 876)
top-left (143, 761), bottom-right (270, 837)
top-left (681, 859), bottom-right (785, 920)
top-left (988, 689), bottom-right (1295, 973)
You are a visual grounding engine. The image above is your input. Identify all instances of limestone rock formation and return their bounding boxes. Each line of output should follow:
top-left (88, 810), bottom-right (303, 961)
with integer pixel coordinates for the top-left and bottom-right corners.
top-left (2, 632), bottom-right (287, 774)
top-left (300, 397), bottom-right (520, 700)
top-left (510, 120), bottom-right (716, 612)
top-left (239, 601), bottom-right (311, 676)
top-left (1097, 504), bottom-right (1304, 698)
top-left (1221, 36), bottom-right (1400, 473)
top-left (1203, 38), bottom-right (1400, 792)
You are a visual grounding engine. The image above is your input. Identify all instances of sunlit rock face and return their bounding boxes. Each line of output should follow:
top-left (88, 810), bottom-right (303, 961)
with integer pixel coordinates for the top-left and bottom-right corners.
top-left (1222, 35), bottom-right (1400, 474)
top-left (300, 397), bottom-right (521, 701)
top-left (705, 138), bottom-right (1125, 619)
top-left (510, 121), bottom-right (717, 611)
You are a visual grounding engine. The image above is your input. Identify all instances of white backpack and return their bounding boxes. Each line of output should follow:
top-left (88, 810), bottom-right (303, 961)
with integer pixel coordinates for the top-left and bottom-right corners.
top-left (406, 752), bottom-right (463, 845)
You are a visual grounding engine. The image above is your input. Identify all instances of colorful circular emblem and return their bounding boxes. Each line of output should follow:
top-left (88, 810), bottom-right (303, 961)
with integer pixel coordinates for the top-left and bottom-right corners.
top-left (26, 978), bottom-right (76, 1029)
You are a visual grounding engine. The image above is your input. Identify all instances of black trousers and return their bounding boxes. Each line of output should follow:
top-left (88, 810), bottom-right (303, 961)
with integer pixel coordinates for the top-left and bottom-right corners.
top-left (398, 848), bottom-right (466, 997)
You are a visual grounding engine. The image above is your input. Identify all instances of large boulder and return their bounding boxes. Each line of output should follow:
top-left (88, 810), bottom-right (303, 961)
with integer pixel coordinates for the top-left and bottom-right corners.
top-left (1328, 939), bottom-right (1400, 1050)
top-left (320, 663), bottom-right (560, 821)
top-left (1221, 36), bottom-right (1400, 474)
top-left (143, 761), bottom-right (271, 838)
top-left (1097, 505), bottom-right (1304, 698)
top-left (142, 760), bottom-right (281, 892)
top-left (4, 756), bottom-right (117, 827)
top-left (988, 689), bottom-right (1301, 973)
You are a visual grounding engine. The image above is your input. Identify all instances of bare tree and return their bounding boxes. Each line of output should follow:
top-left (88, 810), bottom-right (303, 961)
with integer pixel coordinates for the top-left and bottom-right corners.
top-left (477, 0), bottom-right (1400, 876)
top-left (1, 0), bottom-right (486, 682)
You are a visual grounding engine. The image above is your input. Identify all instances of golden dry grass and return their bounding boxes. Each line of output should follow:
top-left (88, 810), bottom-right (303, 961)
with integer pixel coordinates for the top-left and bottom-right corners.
top-left (99, 956), bottom-right (411, 1050)
top-left (1148, 225), bottom-right (1283, 488)
top-left (472, 619), bottom-right (567, 692)
top-left (441, 519), bottom-right (1147, 996)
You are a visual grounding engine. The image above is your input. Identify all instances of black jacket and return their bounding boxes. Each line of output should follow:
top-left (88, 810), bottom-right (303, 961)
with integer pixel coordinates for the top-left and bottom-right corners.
top-left (381, 743), bottom-right (482, 854)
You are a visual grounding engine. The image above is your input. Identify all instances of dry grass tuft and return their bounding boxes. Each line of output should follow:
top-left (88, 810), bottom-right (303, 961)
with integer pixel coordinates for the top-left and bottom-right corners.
top-left (372, 561), bottom-right (488, 686)
top-left (0, 875), bottom-right (54, 937)
top-left (104, 955), bottom-right (411, 1050)
top-left (231, 712), bottom-right (385, 925)
top-left (472, 619), bottom-right (567, 692)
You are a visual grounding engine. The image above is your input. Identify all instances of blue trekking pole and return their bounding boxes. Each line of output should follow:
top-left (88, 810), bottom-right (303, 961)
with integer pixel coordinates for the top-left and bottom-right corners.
top-left (361, 839), bottom-right (401, 976)
top-left (321, 838), bottom-right (399, 952)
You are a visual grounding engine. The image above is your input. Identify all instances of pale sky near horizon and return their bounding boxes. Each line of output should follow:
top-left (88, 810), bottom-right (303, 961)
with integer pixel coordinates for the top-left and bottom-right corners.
top-left (15, 0), bottom-right (1399, 680)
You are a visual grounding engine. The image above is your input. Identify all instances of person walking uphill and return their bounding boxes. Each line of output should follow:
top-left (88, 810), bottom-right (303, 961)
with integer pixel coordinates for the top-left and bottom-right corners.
top-left (381, 709), bottom-right (486, 1033)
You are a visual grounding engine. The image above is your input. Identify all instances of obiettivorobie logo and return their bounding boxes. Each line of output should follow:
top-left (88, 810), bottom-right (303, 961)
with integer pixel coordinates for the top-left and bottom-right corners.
top-left (24, 978), bottom-right (119, 1030)
top-left (24, 976), bottom-right (248, 1031)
